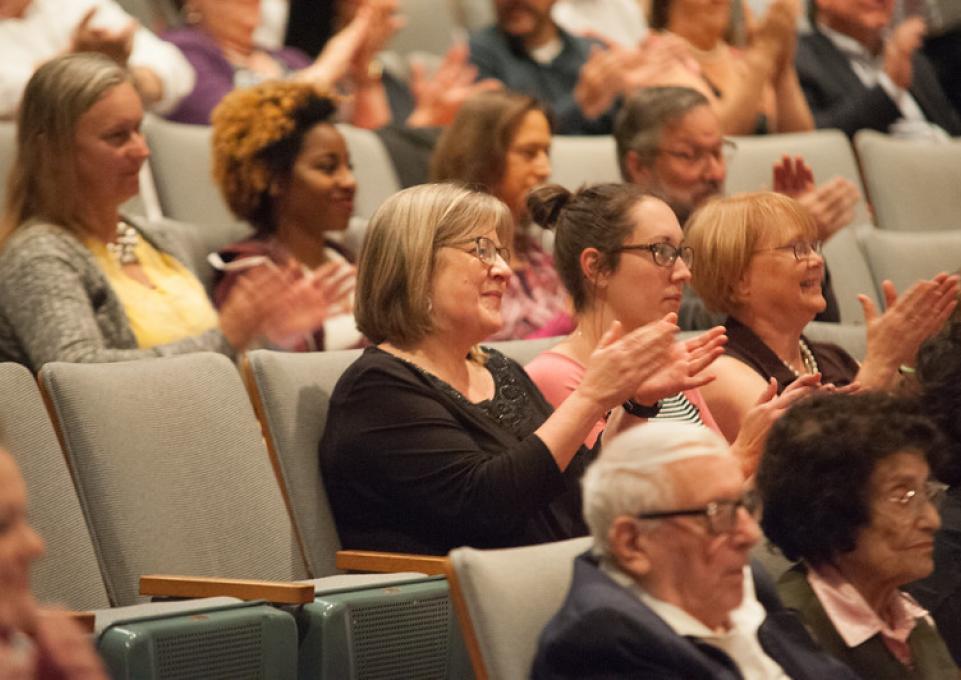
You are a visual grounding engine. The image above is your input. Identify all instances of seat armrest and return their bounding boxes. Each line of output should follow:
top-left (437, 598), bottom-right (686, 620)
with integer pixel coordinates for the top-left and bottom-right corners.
top-left (140, 575), bottom-right (314, 604)
top-left (335, 550), bottom-right (448, 576)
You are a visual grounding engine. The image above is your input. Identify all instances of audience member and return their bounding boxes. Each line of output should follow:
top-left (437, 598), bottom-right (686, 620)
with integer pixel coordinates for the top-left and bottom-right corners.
top-left (431, 91), bottom-right (573, 340)
top-left (551, 0), bottom-right (648, 47)
top-left (685, 191), bottom-right (958, 440)
top-left (614, 86), bottom-right (860, 327)
top-left (210, 81), bottom-right (360, 351)
top-left (922, 25), bottom-right (961, 116)
top-left (649, 0), bottom-right (814, 135)
top-left (908, 321), bottom-right (961, 664)
top-left (0, 448), bottom-right (109, 679)
top-left (0, 54), bottom-right (330, 372)
top-left (0, 0), bottom-right (194, 119)
top-left (758, 392), bottom-right (959, 677)
top-left (532, 422), bottom-right (860, 679)
top-left (524, 183), bottom-right (812, 476)
top-left (798, 0), bottom-right (961, 138)
top-left (320, 183), bottom-right (684, 555)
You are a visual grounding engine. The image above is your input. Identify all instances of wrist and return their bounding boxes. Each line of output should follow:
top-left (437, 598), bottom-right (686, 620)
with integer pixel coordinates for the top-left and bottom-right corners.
top-left (623, 399), bottom-right (661, 419)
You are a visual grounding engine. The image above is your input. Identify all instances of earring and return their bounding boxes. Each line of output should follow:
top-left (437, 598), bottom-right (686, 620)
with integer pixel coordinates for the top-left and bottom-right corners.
top-left (427, 296), bottom-right (433, 314)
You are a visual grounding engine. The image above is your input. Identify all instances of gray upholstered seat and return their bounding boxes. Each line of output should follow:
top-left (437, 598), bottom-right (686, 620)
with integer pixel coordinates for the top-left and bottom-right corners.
top-left (726, 129), bottom-right (871, 225)
top-left (39, 353), bottom-right (309, 606)
top-left (0, 362), bottom-right (109, 611)
top-left (821, 224), bottom-right (880, 324)
top-left (855, 130), bottom-right (961, 231)
top-left (447, 536), bottom-right (592, 680)
top-left (859, 226), bottom-right (961, 294)
top-left (549, 135), bottom-right (621, 190)
top-left (336, 124), bottom-right (402, 219)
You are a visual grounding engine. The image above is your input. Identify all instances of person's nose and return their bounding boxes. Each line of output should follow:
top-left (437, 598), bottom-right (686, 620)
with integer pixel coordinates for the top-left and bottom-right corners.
top-left (533, 149), bottom-right (551, 183)
top-left (21, 522), bottom-right (45, 561)
top-left (672, 255), bottom-right (692, 284)
top-left (339, 164), bottom-right (357, 191)
top-left (732, 507), bottom-right (761, 549)
top-left (490, 250), bottom-right (513, 279)
top-left (130, 130), bottom-right (150, 162)
top-left (703, 152), bottom-right (726, 184)
top-left (919, 496), bottom-right (942, 533)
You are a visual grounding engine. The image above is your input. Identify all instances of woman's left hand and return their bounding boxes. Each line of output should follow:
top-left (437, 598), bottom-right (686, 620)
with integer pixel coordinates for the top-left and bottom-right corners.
top-left (632, 326), bottom-right (727, 406)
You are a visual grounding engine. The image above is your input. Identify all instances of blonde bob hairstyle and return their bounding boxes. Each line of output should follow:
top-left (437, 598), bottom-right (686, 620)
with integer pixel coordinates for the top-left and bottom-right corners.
top-left (355, 183), bottom-right (512, 350)
top-left (686, 191), bottom-right (817, 317)
top-left (2, 53), bottom-right (131, 239)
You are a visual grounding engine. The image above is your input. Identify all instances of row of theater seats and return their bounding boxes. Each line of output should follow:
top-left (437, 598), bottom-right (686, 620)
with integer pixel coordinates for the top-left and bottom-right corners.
top-left (5, 329), bottom-right (862, 680)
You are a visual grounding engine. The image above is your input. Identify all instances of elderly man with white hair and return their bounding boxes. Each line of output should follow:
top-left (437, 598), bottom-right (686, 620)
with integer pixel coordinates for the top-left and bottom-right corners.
top-left (531, 422), bottom-right (860, 679)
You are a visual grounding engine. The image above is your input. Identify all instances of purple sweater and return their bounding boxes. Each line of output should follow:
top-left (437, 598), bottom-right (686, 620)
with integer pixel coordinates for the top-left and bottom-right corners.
top-left (161, 27), bottom-right (311, 125)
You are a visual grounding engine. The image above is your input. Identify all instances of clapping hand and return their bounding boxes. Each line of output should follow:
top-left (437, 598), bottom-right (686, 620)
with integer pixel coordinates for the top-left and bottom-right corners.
top-left (632, 326), bottom-right (727, 407)
top-left (71, 7), bottom-right (136, 67)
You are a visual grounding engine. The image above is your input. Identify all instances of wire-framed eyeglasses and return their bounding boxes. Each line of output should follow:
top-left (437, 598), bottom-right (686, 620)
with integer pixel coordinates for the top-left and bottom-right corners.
top-left (885, 480), bottom-right (948, 515)
top-left (636, 490), bottom-right (761, 535)
top-left (656, 138), bottom-right (737, 167)
top-left (612, 242), bottom-right (694, 269)
top-left (754, 240), bottom-right (823, 262)
top-left (448, 236), bottom-right (511, 266)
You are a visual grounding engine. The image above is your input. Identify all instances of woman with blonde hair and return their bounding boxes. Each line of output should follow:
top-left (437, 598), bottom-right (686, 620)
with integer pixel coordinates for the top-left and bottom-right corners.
top-left (321, 182), bottom-right (687, 554)
top-left (686, 191), bottom-right (958, 440)
top-left (0, 53), bottom-right (329, 371)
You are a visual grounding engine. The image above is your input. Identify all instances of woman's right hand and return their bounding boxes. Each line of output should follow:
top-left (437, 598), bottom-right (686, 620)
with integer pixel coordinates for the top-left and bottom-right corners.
top-left (576, 316), bottom-right (679, 412)
top-left (633, 326), bottom-right (727, 406)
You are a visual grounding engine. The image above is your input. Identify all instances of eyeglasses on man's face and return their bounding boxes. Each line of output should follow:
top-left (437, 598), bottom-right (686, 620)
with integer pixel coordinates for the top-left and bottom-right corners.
top-left (635, 490), bottom-right (761, 536)
top-left (754, 239), bottom-right (823, 262)
top-left (449, 236), bottom-right (511, 267)
top-left (656, 138), bottom-right (737, 167)
top-left (612, 241), bottom-right (694, 269)
top-left (885, 480), bottom-right (948, 516)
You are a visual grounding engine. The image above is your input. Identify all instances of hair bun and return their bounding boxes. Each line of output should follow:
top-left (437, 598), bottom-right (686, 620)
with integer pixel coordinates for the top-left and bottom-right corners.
top-left (527, 184), bottom-right (572, 230)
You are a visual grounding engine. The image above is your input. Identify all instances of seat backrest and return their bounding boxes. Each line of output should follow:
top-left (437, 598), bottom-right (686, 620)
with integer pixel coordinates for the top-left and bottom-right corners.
top-left (447, 536), bottom-right (592, 680)
top-left (336, 124), bottom-right (402, 219)
top-left (855, 130), bottom-right (961, 231)
top-left (149, 216), bottom-right (254, 296)
top-left (0, 363), bottom-right (110, 610)
top-left (487, 336), bottom-right (563, 367)
top-left (859, 226), bottom-right (961, 294)
top-left (388, 0), bottom-right (458, 57)
top-left (726, 129), bottom-right (871, 225)
top-left (143, 115), bottom-right (245, 229)
top-left (549, 136), bottom-right (621, 190)
top-left (821, 224), bottom-right (879, 324)
top-left (803, 322), bottom-right (867, 362)
top-left (243, 349), bottom-right (363, 577)
top-left (0, 122), bottom-right (16, 213)
top-left (39, 353), bottom-right (308, 606)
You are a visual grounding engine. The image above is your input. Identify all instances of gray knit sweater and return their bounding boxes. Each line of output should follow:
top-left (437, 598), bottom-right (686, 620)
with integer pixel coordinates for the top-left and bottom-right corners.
top-left (0, 217), bottom-right (233, 373)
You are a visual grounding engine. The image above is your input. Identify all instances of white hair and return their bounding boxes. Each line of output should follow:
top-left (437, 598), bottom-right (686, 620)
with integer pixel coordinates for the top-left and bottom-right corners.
top-left (582, 422), bottom-right (731, 558)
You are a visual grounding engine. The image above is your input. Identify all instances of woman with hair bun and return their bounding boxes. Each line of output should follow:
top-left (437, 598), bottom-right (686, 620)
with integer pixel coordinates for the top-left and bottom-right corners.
top-left (526, 183), bottom-right (814, 476)
top-left (211, 80), bottom-right (360, 350)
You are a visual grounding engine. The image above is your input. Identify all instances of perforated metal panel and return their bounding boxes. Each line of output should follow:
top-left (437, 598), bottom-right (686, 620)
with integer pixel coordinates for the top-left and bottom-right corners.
top-left (156, 622), bottom-right (264, 679)
top-left (351, 594), bottom-right (452, 680)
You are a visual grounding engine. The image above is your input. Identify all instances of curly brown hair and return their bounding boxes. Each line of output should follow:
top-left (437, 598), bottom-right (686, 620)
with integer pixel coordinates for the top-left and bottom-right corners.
top-left (211, 81), bottom-right (339, 233)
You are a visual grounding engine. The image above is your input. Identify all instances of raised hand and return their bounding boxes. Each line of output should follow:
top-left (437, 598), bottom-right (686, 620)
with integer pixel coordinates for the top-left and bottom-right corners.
top-left (33, 610), bottom-right (108, 680)
top-left (71, 8), bottom-right (136, 67)
top-left (884, 16), bottom-right (925, 90)
top-left (633, 326), bottom-right (727, 406)
top-left (574, 45), bottom-right (626, 119)
top-left (407, 43), bottom-right (502, 127)
top-left (772, 156), bottom-right (860, 240)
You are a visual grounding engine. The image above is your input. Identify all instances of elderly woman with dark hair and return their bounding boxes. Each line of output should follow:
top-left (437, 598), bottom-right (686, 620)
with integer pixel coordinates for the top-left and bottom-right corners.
top-left (757, 392), bottom-right (958, 677)
top-left (0, 53), bottom-right (329, 372)
top-left (430, 90), bottom-right (573, 341)
top-left (906, 321), bottom-right (961, 664)
top-left (320, 182), bottom-right (690, 555)
top-left (211, 80), bottom-right (359, 351)
top-left (686, 191), bottom-right (958, 441)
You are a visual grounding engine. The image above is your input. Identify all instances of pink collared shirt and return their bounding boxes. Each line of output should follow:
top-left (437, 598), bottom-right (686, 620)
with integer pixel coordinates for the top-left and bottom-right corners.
top-left (806, 563), bottom-right (931, 666)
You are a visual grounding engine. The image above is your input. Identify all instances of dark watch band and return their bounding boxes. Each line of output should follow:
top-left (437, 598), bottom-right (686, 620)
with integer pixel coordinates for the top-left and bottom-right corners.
top-left (623, 399), bottom-right (661, 419)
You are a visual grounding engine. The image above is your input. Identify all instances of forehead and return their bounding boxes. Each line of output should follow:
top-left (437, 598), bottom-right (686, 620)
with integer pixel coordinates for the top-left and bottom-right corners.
top-left (667, 455), bottom-right (742, 506)
top-left (661, 105), bottom-right (722, 147)
top-left (298, 123), bottom-right (347, 157)
top-left (510, 110), bottom-right (551, 145)
top-left (869, 450), bottom-right (929, 494)
top-left (77, 83), bottom-right (142, 131)
top-left (627, 197), bottom-right (683, 242)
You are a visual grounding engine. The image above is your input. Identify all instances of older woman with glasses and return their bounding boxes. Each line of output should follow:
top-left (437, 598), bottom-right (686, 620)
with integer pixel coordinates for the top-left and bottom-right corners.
top-left (684, 191), bottom-right (958, 441)
top-left (526, 183), bottom-right (814, 476)
top-left (757, 392), bottom-right (959, 677)
top-left (320, 183), bottom-right (694, 555)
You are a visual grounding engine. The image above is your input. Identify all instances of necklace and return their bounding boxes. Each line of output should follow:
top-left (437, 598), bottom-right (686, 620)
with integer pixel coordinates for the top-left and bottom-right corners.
top-left (106, 221), bottom-right (140, 266)
top-left (780, 338), bottom-right (819, 378)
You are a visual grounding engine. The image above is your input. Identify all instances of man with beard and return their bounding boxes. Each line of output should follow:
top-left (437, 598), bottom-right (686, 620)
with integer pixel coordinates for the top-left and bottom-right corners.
top-left (614, 86), bottom-right (859, 329)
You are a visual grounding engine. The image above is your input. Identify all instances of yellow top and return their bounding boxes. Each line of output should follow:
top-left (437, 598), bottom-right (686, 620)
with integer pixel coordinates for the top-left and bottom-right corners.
top-left (86, 235), bottom-right (219, 349)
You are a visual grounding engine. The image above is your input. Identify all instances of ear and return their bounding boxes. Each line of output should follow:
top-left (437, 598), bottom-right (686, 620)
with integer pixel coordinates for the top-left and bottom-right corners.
top-left (733, 266), bottom-right (753, 305)
top-left (608, 516), bottom-right (654, 577)
top-left (580, 247), bottom-right (609, 289)
top-left (625, 150), bottom-right (654, 188)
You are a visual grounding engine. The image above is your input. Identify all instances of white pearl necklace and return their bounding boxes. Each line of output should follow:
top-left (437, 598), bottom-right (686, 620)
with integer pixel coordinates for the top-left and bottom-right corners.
top-left (106, 221), bottom-right (140, 266)
top-left (780, 338), bottom-right (819, 377)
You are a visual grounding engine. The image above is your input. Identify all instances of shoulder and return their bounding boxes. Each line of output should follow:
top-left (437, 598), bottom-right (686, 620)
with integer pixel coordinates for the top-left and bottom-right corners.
top-left (161, 27), bottom-right (218, 51)
top-left (0, 221), bottom-right (87, 266)
top-left (469, 25), bottom-right (507, 48)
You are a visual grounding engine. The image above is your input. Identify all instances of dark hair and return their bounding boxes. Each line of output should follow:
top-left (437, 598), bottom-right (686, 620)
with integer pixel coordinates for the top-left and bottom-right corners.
top-left (527, 183), bottom-right (650, 312)
top-left (614, 87), bottom-right (710, 181)
top-left (211, 81), bottom-right (339, 234)
top-left (916, 321), bottom-right (961, 486)
top-left (649, 0), bottom-right (670, 29)
top-left (757, 392), bottom-right (946, 566)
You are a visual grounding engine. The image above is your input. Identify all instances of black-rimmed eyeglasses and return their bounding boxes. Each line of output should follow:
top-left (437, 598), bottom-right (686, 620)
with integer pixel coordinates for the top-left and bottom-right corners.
top-left (636, 490), bottom-right (761, 535)
top-left (656, 138), bottom-right (737, 167)
top-left (448, 236), bottom-right (511, 266)
top-left (612, 242), bottom-right (694, 269)
top-left (754, 240), bottom-right (823, 262)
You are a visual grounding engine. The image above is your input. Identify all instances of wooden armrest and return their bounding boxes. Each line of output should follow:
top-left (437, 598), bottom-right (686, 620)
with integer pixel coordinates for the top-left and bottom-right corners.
top-left (64, 611), bottom-right (96, 633)
top-left (335, 550), bottom-right (449, 576)
top-left (140, 575), bottom-right (314, 605)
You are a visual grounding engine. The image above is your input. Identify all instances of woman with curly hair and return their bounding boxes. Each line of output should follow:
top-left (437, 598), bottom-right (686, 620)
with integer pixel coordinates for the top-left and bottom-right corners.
top-left (211, 80), bottom-right (360, 351)
top-left (757, 392), bottom-right (958, 677)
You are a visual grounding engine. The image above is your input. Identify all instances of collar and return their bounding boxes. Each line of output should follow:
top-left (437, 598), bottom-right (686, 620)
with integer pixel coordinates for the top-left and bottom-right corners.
top-left (817, 22), bottom-right (882, 64)
top-left (806, 562), bottom-right (928, 650)
top-left (501, 23), bottom-right (576, 63)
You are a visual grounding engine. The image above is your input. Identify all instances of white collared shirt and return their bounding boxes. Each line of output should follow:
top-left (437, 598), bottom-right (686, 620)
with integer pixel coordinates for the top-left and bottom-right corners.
top-left (816, 22), bottom-right (949, 141)
top-left (601, 561), bottom-right (790, 680)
